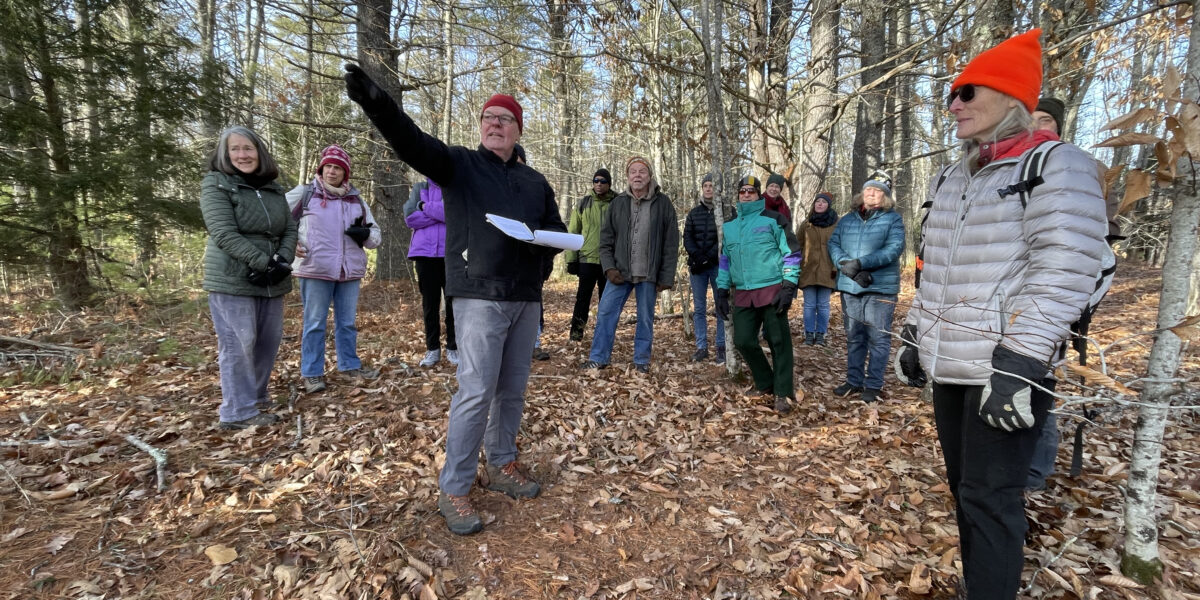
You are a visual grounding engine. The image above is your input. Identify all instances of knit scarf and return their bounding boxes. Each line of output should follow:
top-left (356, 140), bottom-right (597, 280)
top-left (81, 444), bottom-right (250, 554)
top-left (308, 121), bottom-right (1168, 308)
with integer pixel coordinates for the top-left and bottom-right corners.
top-left (808, 208), bottom-right (838, 228)
top-left (763, 193), bottom-right (788, 215)
top-left (315, 178), bottom-right (352, 208)
top-left (979, 129), bottom-right (1060, 168)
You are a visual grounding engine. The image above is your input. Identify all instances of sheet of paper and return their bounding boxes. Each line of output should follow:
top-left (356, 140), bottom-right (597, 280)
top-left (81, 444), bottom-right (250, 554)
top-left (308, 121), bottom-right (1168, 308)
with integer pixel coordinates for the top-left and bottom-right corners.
top-left (485, 213), bottom-right (534, 241)
top-left (485, 213), bottom-right (583, 251)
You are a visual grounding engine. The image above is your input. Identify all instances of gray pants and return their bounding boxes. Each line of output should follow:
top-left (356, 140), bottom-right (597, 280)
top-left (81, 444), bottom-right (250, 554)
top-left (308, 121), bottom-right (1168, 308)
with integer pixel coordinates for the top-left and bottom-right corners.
top-left (209, 292), bottom-right (284, 422)
top-left (438, 298), bottom-right (539, 495)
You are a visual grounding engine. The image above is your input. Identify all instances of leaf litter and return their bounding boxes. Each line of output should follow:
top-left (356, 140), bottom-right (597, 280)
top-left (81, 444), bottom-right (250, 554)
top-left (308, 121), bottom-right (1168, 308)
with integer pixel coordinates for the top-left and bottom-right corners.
top-left (0, 263), bottom-right (1195, 599)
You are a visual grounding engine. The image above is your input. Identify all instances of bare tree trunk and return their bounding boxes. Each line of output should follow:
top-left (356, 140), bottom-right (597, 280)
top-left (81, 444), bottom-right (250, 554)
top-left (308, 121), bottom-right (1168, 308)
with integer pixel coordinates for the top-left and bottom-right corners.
top-left (851, 0), bottom-right (885, 191)
top-left (197, 0), bottom-right (221, 137)
top-left (794, 0), bottom-right (839, 206)
top-left (440, 0), bottom-right (453, 141)
top-left (701, 0), bottom-right (736, 375)
top-left (1121, 1), bottom-right (1200, 581)
top-left (298, 0), bottom-right (314, 177)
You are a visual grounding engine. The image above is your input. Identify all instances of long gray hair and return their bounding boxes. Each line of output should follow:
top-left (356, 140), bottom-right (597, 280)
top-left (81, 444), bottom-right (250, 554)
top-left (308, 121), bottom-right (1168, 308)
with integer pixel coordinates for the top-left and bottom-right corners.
top-left (961, 102), bottom-right (1034, 173)
top-left (208, 126), bottom-right (280, 180)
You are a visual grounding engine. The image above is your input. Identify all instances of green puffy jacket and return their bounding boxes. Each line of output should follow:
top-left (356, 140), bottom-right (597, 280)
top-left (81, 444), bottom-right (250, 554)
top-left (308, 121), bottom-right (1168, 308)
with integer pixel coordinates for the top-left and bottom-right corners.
top-left (564, 190), bottom-right (614, 264)
top-left (200, 170), bottom-right (298, 297)
top-left (717, 198), bottom-right (801, 291)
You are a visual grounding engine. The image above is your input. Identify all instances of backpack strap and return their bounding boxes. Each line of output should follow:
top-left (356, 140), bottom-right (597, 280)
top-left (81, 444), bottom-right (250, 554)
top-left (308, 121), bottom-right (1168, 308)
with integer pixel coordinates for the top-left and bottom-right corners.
top-left (914, 166), bottom-right (951, 289)
top-left (291, 184), bottom-right (314, 221)
top-left (996, 141), bottom-right (1063, 207)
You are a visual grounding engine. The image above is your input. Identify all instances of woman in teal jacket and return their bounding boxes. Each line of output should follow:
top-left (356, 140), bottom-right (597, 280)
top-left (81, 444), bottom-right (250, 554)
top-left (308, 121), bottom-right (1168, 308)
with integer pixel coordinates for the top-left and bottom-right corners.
top-left (200, 126), bottom-right (297, 430)
top-left (827, 174), bottom-right (906, 403)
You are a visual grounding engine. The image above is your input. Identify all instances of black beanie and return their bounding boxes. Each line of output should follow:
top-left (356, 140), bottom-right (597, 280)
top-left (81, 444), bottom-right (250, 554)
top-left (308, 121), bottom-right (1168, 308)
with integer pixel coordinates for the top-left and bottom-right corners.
top-left (594, 168), bottom-right (612, 182)
top-left (766, 173), bottom-right (786, 189)
top-left (1035, 97), bottom-right (1065, 133)
top-left (737, 175), bottom-right (762, 193)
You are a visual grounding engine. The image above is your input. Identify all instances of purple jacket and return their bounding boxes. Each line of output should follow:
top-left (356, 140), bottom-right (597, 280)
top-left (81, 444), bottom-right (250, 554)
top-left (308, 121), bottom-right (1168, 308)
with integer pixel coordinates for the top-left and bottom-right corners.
top-left (287, 179), bottom-right (381, 281)
top-left (406, 182), bottom-right (447, 258)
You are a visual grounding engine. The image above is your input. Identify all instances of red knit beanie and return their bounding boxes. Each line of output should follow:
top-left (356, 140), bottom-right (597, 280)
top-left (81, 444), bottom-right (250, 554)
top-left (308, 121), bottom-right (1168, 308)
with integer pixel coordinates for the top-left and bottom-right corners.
top-left (318, 144), bottom-right (351, 181)
top-left (481, 94), bottom-right (523, 132)
top-left (951, 29), bottom-right (1043, 112)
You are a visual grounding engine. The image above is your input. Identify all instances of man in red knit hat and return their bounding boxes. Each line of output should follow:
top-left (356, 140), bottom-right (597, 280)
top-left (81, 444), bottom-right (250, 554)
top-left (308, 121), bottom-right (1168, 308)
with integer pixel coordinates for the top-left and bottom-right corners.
top-left (344, 65), bottom-right (564, 536)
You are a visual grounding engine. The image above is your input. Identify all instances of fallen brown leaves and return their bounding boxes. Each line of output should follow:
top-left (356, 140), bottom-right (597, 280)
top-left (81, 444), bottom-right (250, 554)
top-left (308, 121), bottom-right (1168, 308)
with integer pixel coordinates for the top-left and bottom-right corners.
top-left (0, 262), bottom-right (1196, 599)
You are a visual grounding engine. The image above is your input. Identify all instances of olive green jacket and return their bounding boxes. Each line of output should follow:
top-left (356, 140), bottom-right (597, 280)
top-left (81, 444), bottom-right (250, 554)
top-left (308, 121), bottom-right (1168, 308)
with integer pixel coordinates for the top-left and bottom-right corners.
top-left (200, 170), bottom-right (298, 297)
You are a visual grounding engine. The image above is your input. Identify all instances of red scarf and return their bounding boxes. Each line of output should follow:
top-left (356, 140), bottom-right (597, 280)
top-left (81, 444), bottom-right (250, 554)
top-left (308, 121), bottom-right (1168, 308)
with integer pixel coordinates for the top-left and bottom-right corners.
top-left (979, 130), bottom-right (1060, 168)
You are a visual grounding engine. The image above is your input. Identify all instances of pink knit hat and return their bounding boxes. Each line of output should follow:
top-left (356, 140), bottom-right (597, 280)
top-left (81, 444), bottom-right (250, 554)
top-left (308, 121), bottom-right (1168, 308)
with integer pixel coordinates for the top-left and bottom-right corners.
top-left (317, 145), bottom-right (352, 181)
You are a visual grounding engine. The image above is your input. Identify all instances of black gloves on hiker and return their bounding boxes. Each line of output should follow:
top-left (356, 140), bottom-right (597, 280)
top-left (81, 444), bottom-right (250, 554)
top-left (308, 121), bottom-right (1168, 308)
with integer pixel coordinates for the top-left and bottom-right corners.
top-left (345, 216), bottom-right (372, 248)
top-left (773, 281), bottom-right (796, 315)
top-left (566, 261), bottom-right (580, 276)
top-left (978, 345), bottom-right (1048, 431)
top-left (838, 259), bottom-right (862, 278)
top-left (715, 288), bottom-right (731, 322)
top-left (893, 324), bottom-right (928, 388)
top-left (248, 254), bottom-right (291, 287)
top-left (852, 270), bottom-right (874, 288)
top-left (344, 64), bottom-right (390, 113)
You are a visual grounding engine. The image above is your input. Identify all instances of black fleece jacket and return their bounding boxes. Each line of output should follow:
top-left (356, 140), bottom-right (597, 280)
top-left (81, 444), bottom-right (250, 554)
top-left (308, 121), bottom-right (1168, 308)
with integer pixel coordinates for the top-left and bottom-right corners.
top-left (358, 96), bottom-right (565, 302)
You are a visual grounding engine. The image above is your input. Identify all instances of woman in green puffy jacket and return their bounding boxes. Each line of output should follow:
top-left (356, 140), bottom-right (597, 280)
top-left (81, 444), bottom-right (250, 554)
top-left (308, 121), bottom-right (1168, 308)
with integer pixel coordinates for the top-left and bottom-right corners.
top-left (200, 126), bottom-right (298, 431)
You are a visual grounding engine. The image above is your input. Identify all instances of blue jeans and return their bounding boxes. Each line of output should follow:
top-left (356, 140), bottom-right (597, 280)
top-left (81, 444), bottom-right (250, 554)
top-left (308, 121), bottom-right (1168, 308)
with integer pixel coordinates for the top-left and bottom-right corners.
top-left (439, 298), bottom-right (539, 495)
top-left (841, 292), bottom-right (896, 390)
top-left (689, 268), bottom-right (725, 350)
top-left (589, 281), bottom-right (657, 365)
top-left (299, 278), bottom-right (363, 377)
top-left (208, 293), bottom-right (284, 422)
top-left (802, 285), bottom-right (832, 333)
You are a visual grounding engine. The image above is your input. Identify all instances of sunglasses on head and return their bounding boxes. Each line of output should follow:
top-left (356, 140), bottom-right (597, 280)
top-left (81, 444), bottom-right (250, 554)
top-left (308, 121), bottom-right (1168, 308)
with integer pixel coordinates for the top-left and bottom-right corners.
top-left (593, 178), bottom-right (609, 184)
top-left (948, 84), bottom-right (977, 107)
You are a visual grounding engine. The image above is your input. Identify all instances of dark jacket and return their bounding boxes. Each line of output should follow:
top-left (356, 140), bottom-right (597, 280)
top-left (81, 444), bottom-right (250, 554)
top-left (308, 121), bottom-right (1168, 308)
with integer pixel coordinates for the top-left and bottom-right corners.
top-left (200, 171), bottom-right (297, 298)
top-left (599, 187), bottom-right (679, 288)
top-left (683, 201), bottom-right (726, 274)
top-left (828, 206), bottom-right (905, 295)
top-left (358, 97), bottom-right (565, 302)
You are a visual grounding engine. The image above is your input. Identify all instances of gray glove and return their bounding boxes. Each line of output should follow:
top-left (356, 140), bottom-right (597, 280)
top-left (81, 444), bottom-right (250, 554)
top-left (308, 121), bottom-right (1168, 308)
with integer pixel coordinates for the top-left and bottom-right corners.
top-left (979, 345), bottom-right (1048, 431)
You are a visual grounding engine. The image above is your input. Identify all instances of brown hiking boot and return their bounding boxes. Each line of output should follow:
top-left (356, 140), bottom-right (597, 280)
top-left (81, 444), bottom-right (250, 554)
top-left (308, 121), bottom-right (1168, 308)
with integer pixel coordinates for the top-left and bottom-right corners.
top-left (437, 492), bottom-right (483, 535)
top-left (485, 461), bottom-right (541, 499)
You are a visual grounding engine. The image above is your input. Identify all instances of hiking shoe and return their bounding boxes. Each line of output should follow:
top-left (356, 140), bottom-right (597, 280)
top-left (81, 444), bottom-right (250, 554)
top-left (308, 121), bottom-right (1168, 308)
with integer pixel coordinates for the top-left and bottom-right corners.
top-left (814, 332), bottom-right (827, 347)
top-left (747, 386), bottom-right (773, 398)
top-left (833, 382), bottom-right (863, 397)
top-left (715, 346), bottom-right (726, 364)
top-left (774, 396), bottom-right (793, 414)
top-left (862, 388), bottom-right (882, 403)
top-left (691, 347), bottom-right (709, 362)
top-left (419, 349), bottom-right (441, 367)
top-left (219, 412), bottom-right (280, 430)
top-left (437, 492), bottom-right (483, 535)
top-left (532, 347), bottom-right (550, 361)
top-left (803, 332), bottom-right (815, 346)
top-left (344, 367), bottom-right (379, 380)
top-left (446, 349), bottom-right (460, 366)
top-left (569, 327), bottom-right (584, 342)
top-left (633, 363), bottom-right (650, 374)
top-left (304, 376), bottom-right (327, 393)
top-left (485, 461), bottom-right (541, 499)
top-left (580, 360), bottom-right (608, 370)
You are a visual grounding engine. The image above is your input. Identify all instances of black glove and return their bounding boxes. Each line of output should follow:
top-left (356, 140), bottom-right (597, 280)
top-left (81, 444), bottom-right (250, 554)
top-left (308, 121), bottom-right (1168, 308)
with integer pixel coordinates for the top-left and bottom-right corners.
top-left (567, 261), bottom-right (580, 275)
top-left (344, 63), bottom-right (390, 113)
top-left (246, 268), bottom-right (271, 287)
top-left (839, 259), bottom-right (862, 278)
top-left (852, 270), bottom-right (874, 288)
top-left (773, 281), bottom-right (796, 315)
top-left (715, 288), bottom-right (731, 322)
top-left (605, 269), bottom-right (625, 285)
top-left (345, 216), bottom-right (372, 248)
top-left (978, 345), bottom-right (1048, 431)
top-left (266, 254), bottom-right (292, 285)
top-left (893, 324), bottom-right (928, 388)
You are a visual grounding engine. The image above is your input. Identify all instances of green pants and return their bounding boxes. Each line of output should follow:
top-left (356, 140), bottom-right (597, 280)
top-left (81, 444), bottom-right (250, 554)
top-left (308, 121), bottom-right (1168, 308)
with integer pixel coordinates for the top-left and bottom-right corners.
top-left (732, 304), bottom-right (794, 398)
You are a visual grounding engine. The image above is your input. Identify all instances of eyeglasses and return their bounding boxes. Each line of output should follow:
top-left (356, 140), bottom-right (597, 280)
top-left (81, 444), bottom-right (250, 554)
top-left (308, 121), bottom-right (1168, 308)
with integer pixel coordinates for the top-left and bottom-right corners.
top-left (593, 178), bottom-right (609, 184)
top-left (481, 113), bottom-right (517, 125)
top-left (947, 84), bottom-right (976, 108)
top-left (738, 188), bottom-right (758, 195)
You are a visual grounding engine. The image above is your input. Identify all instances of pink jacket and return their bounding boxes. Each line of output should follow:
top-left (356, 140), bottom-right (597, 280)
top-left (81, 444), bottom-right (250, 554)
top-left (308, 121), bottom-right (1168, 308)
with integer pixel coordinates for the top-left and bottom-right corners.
top-left (287, 179), bottom-right (380, 281)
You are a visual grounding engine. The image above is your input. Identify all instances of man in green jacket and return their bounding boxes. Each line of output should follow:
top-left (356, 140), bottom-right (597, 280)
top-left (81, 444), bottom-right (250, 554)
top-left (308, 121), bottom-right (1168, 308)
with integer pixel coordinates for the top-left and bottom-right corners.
top-left (565, 168), bottom-right (615, 341)
top-left (582, 157), bottom-right (679, 373)
top-left (715, 175), bottom-right (802, 414)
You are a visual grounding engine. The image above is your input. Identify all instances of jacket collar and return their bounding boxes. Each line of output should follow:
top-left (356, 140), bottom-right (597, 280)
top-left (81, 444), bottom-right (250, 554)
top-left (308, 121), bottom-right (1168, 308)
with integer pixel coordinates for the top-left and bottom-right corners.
top-left (477, 144), bottom-right (520, 167)
top-left (737, 198), bottom-right (765, 216)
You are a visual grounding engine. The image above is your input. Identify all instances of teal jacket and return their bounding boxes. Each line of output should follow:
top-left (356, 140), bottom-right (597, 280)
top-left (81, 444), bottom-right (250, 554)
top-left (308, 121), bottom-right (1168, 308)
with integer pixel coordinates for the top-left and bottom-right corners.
top-left (200, 170), bottom-right (297, 297)
top-left (717, 198), bottom-right (801, 291)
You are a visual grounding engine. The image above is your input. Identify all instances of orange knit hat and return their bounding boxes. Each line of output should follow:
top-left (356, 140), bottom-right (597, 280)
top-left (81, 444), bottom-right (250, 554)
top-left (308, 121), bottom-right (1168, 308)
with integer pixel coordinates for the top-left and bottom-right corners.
top-left (951, 29), bottom-right (1043, 112)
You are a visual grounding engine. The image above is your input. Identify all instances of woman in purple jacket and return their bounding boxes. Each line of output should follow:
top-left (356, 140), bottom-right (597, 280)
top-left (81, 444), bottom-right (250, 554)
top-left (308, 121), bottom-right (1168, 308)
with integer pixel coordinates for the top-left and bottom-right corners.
top-left (404, 179), bottom-right (458, 367)
top-left (288, 145), bottom-right (381, 393)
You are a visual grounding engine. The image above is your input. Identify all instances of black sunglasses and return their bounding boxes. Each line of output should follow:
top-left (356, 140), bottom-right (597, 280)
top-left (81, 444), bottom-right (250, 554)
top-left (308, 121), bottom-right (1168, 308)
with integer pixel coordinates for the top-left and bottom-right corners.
top-left (948, 84), bottom-right (977, 107)
top-left (593, 178), bottom-right (609, 184)
top-left (738, 187), bottom-right (758, 194)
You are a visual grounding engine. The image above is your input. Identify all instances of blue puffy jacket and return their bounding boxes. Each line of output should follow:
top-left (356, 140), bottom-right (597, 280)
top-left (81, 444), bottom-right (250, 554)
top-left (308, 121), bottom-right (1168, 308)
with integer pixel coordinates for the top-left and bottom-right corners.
top-left (828, 207), bottom-right (905, 295)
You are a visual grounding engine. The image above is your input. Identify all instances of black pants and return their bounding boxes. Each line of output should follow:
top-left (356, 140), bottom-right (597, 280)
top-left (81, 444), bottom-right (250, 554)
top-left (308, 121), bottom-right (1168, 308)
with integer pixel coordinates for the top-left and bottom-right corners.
top-left (932, 380), bottom-right (1054, 600)
top-left (570, 262), bottom-right (607, 336)
top-left (413, 257), bottom-right (456, 351)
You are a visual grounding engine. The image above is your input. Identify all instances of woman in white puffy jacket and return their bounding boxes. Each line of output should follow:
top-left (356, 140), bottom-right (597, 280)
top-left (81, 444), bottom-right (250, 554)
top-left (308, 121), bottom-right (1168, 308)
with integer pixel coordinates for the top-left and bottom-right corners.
top-left (894, 29), bottom-right (1107, 600)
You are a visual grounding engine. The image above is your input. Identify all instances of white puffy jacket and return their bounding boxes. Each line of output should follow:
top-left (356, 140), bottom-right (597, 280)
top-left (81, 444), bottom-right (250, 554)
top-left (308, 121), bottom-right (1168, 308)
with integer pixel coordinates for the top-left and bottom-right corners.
top-left (905, 141), bottom-right (1107, 385)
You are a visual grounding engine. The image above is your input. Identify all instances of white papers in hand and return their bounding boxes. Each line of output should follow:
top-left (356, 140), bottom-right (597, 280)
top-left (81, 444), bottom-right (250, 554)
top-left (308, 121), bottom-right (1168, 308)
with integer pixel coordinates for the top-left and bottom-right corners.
top-left (485, 213), bottom-right (583, 251)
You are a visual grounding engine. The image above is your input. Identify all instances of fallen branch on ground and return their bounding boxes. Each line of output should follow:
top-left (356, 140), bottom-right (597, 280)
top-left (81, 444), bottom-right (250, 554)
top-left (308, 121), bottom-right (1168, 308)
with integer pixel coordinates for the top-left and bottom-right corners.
top-left (123, 434), bottom-right (167, 492)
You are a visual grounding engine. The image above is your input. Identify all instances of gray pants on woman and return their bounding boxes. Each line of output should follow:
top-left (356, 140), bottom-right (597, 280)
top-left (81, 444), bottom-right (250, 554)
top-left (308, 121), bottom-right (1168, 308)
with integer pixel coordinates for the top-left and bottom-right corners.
top-left (209, 292), bottom-right (284, 423)
top-left (438, 298), bottom-right (539, 496)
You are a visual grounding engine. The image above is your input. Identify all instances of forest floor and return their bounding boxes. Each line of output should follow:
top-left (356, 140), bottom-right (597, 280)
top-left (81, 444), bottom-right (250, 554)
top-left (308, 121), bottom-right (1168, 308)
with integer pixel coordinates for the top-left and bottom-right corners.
top-left (0, 261), bottom-right (1197, 600)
